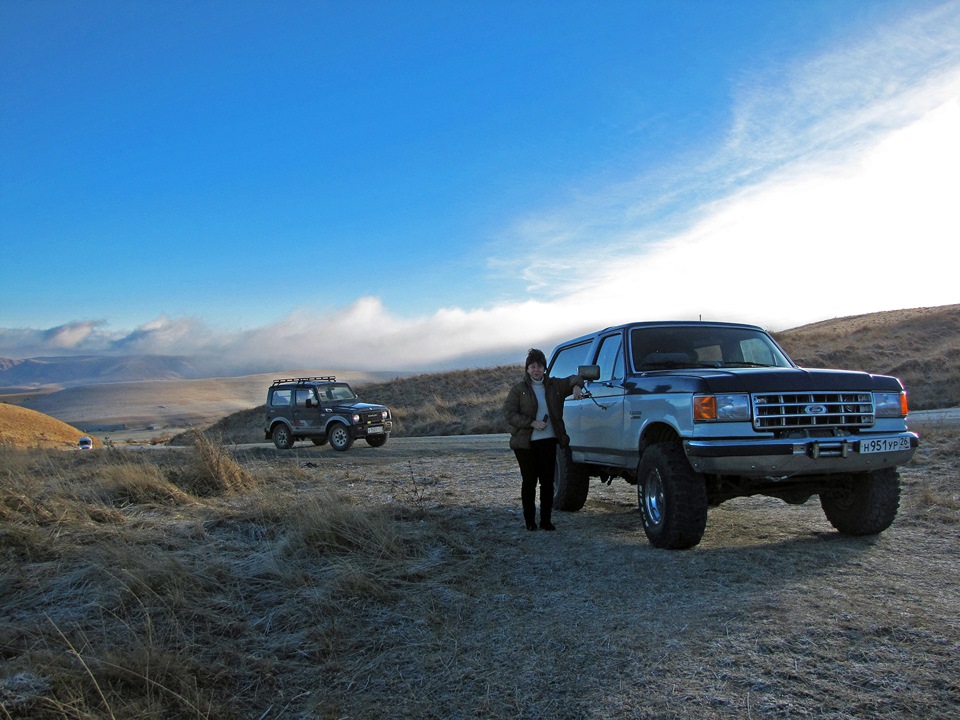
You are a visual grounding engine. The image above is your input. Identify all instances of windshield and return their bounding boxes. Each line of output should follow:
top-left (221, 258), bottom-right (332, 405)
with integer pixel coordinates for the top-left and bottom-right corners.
top-left (630, 326), bottom-right (793, 371)
top-left (316, 383), bottom-right (358, 401)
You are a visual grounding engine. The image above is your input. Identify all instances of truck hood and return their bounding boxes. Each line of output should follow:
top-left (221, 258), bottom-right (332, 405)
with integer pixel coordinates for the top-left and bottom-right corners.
top-left (625, 366), bottom-right (904, 394)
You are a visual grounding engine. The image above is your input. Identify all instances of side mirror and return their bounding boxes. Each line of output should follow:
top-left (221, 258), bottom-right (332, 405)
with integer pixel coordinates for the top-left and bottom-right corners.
top-left (579, 364), bottom-right (601, 381)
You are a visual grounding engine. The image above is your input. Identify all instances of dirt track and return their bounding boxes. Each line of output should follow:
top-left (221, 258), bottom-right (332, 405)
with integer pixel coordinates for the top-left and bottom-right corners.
top-left (215, 428), bottom-right (960, 718)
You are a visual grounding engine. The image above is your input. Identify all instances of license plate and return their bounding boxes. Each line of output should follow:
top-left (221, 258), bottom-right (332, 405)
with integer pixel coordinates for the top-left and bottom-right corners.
top-left (367, 426), bottom-right (384, 435)
top-left (859, 437), bottom-right (911, 454)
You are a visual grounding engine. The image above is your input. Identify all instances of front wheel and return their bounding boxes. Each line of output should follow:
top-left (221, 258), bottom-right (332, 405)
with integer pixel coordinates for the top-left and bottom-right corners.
top-left (554, 445), bottom-right (590, 511)
top-left (365, 434), bottom-right (388, 448)
top-left (637, 443), bottom-right (707, 550)
top-left (328, 422), bottom-right (354, 452)
top-left (819, 468), bottom-right (900, 535)
top-left (272, 424), bottom-right (295, 450)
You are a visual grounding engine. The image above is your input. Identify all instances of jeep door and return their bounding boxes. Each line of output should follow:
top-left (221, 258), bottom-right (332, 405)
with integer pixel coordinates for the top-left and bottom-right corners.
top-left (579, 332), bottom-right (627, 466)
top-left (292, 387), bottom-right (323, 430)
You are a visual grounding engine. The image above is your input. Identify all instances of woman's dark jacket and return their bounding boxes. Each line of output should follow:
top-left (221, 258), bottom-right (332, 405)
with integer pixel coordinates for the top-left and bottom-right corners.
top-left (503, 372), bottom-right (585, 450)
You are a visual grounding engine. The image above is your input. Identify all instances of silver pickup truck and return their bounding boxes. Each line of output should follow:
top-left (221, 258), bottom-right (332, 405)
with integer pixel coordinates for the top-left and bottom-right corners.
top-left (548, 321), bottom-right (919, 549)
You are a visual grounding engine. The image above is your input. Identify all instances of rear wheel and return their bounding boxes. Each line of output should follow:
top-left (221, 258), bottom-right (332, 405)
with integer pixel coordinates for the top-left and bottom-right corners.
top-left (554, 445), bottom-right (590, 511)
top-left (637, 443), bottom-right (708, 549)
top-left (820, 468), bottom-right (900, 535)
top-left (311, 436), bottom-right (328, 447)
top-left (365, 434), bottom-right (388, 448)
top-left (272, 424), bottom-right (294, 450)
top-left (328, 422), bottom-right (354, 452)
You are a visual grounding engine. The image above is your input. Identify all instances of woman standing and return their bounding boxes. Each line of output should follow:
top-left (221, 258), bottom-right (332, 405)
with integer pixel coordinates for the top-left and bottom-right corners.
top-left (503, 348), bottom-right (584, 531)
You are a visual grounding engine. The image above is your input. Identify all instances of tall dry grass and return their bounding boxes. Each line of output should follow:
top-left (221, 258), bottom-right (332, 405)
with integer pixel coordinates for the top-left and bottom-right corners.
top-left (0, 439), bottom-right (441, 718)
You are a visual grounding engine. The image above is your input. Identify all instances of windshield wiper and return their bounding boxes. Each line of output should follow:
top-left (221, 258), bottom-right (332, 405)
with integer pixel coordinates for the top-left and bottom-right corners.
top-left (716, 361), bottom-right (771, 368)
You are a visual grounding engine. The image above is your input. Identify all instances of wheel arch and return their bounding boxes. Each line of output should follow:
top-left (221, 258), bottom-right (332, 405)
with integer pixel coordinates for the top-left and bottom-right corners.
top-left (639, 421), bottom-right (682, 456)
top-left (269, 418), bottom-right (295, 436)
top-left (323, 414), bottom-right (354, 433)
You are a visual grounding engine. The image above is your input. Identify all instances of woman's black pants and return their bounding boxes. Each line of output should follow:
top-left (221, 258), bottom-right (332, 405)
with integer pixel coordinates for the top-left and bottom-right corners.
top-left (513, 438), bottom-right (558, 527)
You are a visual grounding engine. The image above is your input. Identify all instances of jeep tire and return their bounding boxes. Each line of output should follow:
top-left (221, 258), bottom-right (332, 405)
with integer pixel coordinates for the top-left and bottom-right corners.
top-left (637, 443), bottom-right (708, 550)
top-left (328, 422), bottom-right (354, 452)
top-left (554, 445), bottom-right (590, 511)
top-left (365, 434), bottom-right (388, 448)
top-left (819, 468), bottom-right (900, 535)
top-left (311, 436), bottom-right (328, 447)
top-left (272, 424), bottom-right (295, 450)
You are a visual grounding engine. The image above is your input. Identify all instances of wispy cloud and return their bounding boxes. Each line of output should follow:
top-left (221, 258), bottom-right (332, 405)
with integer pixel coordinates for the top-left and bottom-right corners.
top-left (494, 2), bottom-right (960, 296)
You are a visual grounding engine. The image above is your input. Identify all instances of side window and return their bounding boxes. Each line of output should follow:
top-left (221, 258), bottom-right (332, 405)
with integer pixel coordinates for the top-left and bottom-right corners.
top-left (594, 334), bottom-right (624, 381)
top-left (295, 388), bottom-right (314, 407)
top-left (549, 341), bottom-right (591, 379)
top-left (271, 389), bottom-right (292, 407)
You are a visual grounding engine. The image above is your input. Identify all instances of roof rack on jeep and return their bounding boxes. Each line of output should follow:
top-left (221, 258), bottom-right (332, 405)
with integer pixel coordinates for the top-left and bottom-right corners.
top-left (271, 376), bottom-right (337, 386)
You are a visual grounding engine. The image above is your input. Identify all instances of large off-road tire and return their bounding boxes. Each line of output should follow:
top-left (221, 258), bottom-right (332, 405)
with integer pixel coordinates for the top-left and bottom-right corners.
top-left (328, 422), bottom-right (354, 452)
top-left (637, 443), bottom-right (708, 550)
top-left (272, 424), bottom-right (295, 450)
top-left (311, 436), bottom-right (328, 447)
top-left (554, 445), bottom-right (590, 511)
top-left (819, 468), bottom-right (901, 536)
top-left (365, 434), bottom-right (388, 448)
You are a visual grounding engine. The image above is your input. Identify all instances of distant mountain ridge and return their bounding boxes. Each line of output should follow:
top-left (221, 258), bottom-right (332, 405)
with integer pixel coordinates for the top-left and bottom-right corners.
top-left (0, 354), bottom-right (202, 388)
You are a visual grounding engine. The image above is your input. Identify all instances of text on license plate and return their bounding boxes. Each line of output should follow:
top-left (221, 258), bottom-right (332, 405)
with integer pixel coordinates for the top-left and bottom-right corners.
top-left (367, 426), bottom-right (384, 435)
top-left (860, 437), bottom-right (911, 454)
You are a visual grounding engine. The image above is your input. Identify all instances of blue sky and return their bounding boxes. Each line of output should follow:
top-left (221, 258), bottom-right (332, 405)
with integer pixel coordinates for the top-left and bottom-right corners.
top-left (2, 0), bottom-right (958, 373)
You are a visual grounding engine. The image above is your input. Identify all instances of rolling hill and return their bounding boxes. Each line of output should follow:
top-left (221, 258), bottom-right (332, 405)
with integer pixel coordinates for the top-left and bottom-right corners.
top-left (0, 403), bottom-right (101, 450)
top-left (2, 304), bottom-right (958, 445)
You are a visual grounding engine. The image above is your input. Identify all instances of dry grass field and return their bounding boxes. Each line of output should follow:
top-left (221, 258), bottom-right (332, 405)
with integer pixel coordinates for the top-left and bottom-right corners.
top-left (1, 425), bottom-right (958, 719)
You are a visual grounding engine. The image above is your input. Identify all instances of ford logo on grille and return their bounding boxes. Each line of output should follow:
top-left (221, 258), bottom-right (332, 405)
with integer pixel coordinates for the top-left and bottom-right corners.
top-left (804, 404), bottom-right (827, 415)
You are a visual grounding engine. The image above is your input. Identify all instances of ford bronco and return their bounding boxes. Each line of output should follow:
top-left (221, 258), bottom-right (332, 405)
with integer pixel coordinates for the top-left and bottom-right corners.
top-left (548, 321), bottom-right (919, 549)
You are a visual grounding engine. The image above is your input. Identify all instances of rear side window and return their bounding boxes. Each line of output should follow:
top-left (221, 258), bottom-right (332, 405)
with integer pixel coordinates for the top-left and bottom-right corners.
top-left (549, 341), bottom-right (591, 379)
top-left (271, 389), bottom-right (292, 407)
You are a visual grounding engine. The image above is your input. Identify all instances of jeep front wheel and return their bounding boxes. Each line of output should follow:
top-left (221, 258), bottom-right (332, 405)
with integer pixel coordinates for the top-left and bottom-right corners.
top-left (272, 424), bottom-right (295, 450)
top-left (554, 445), bottom-right (589, 511)
top-left (328, 422), bottom-right (354, 451)
top-left (819, 468), bottom-right (900, 535)
top-left (637, 443), bottom-right (708, 550)
top-left (365, 434), bottom-right (388, 448)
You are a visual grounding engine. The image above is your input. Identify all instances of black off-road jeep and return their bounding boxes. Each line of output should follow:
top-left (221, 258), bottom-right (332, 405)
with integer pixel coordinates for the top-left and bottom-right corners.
top-left (264, 376), bottom-right (393, 451)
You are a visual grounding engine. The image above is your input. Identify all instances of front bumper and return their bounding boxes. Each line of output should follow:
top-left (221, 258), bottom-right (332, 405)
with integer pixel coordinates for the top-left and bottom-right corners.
top-left (351, 420), bottom-right (393, 438)
top-left (684, 431), bottom-right (919, 478)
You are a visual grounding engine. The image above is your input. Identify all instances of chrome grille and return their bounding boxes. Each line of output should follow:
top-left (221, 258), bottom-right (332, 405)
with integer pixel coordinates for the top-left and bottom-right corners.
top-left (752, 392), bottom-right (874, 431)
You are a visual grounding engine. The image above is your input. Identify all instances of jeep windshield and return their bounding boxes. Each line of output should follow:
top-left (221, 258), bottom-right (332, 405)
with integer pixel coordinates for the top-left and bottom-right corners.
top-left (317, 383), bottom-right (358, 401)
top-left (630, 326), bottom-right (793, 371)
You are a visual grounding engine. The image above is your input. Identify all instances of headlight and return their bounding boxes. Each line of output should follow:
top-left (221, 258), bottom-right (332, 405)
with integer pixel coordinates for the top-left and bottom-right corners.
top-left (694, 393), bottom-right (751, 422)
top-left (381, 410), bottom-right (389, 421)
top-left (351, 413), bottom-right (361, 423)
top-left (875, 391), bottom-right (908, 418)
